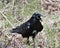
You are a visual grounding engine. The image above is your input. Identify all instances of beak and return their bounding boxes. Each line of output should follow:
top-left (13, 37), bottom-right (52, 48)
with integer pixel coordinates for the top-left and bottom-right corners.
top-left (40, 18), bottom-right (42, 21)
top-left (40, 17), bottom-right (42, 21)
top-left (40, 14), bottom-right (43, 21)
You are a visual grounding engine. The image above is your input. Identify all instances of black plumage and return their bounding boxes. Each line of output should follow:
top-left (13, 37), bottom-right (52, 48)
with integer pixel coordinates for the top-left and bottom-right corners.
top-left (11, 13), bottom-right (43, 45)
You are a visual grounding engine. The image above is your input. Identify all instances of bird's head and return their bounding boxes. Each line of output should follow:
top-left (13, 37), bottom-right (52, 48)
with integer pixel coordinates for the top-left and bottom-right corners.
top-left (32, 13), bottom-right (43, 21)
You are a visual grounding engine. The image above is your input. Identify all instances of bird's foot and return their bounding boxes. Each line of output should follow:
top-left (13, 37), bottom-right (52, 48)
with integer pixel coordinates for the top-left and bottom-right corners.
top-left (26, 40), bottom-right (30, 45)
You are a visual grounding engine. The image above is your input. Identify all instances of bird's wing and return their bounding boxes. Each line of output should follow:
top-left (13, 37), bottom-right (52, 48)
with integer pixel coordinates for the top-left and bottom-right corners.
top-left (23, 22), bottom-right (30, 30)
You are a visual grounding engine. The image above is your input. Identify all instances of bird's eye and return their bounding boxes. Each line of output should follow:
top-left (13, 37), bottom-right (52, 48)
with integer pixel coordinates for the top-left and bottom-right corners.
top-left (36, 15), bottom-right (40, 19)
top-left (38, 15), bottom-right (40, 18)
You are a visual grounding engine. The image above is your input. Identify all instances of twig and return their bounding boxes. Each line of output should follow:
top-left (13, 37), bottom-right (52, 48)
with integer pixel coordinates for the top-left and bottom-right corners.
top-left (0, 3), bottom-right (10, 13)
top-left (0, 11), bottom-right (13, 27)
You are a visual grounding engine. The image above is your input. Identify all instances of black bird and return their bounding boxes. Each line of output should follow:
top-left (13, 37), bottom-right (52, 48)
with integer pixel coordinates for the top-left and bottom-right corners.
top-left (11, 13), bottom-right (43, 45)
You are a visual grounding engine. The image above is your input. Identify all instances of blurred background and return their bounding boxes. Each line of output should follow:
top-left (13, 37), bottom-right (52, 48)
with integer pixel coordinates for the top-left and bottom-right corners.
top-left (0, 0), bottom-right (60, 48)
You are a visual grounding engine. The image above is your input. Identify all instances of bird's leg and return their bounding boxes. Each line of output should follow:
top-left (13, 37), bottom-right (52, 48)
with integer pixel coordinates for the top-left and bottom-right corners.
top-left (27, 37), bottom-right (30, 45)
top-left (32, 37), bottom-right (35, 48)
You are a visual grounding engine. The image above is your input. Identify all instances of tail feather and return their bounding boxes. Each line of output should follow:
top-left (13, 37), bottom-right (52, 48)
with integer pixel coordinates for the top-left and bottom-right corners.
top-left (10, 26), bottom-right (21, 33)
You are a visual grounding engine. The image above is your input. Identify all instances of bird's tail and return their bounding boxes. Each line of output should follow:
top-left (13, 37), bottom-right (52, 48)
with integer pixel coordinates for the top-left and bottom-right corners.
top-left (10, 26), bottom-right (20, 33)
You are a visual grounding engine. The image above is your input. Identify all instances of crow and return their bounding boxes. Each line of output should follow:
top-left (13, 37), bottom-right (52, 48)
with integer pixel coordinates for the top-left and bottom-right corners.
top-left (11, 13), bottom-right (43, 45)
